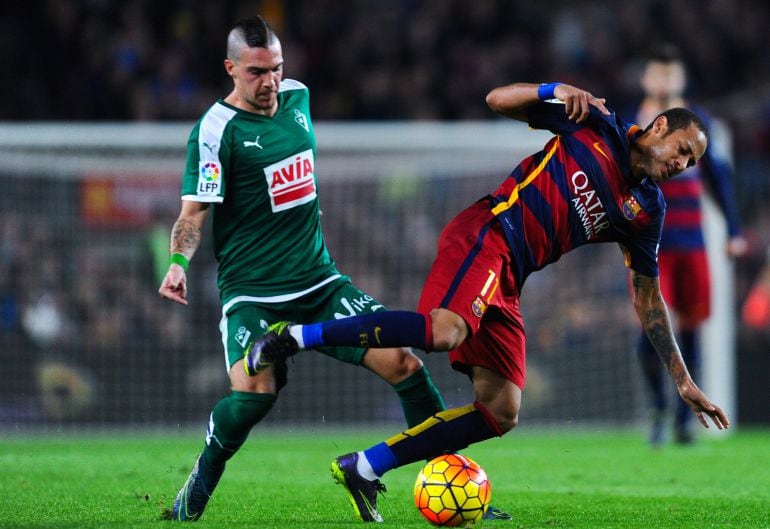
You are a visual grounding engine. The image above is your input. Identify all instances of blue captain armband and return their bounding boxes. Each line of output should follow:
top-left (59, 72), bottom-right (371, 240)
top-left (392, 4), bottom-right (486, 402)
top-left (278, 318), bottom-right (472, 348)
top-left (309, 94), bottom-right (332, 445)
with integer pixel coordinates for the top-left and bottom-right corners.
top-left (537, 82), bottom-right (561, 101)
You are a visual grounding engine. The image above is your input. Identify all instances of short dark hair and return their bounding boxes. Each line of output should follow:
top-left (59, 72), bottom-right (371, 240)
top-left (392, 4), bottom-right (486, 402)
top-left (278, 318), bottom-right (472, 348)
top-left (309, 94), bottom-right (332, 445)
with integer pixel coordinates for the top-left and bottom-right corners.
top-left (227, 16), bottom-right (278, 59)
top-left (645, 107), bottom-right (709, 142)
top-left (646, 43), bottom-right (683, 65)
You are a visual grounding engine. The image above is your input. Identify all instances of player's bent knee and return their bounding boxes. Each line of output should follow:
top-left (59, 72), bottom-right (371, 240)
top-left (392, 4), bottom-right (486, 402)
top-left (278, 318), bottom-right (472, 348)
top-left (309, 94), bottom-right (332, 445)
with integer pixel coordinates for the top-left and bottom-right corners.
top-left (429, 310), bottom-right (468, 351)
top-left (365, 347), bottom-right (424, 383)
top-left (497, 412), bottom-right (519, 434)
top-left (432, 334), bottom-right (462, 352)
top-left (401, 349), bottom-right (425, 374)
top-left (229, 364), bottom-right (278, 394)
top-left (387, 349), bottom-right (424, 380)
top-left (482, 400), bottom-right (519, 433)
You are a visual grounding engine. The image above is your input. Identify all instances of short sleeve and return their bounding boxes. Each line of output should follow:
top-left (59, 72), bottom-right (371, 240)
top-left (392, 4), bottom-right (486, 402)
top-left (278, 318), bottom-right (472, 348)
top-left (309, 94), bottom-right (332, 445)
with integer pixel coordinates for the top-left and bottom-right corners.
top-left (181, 103), bottom-right (237, 203)
top-left (621, 213), bottom-right (663, 277)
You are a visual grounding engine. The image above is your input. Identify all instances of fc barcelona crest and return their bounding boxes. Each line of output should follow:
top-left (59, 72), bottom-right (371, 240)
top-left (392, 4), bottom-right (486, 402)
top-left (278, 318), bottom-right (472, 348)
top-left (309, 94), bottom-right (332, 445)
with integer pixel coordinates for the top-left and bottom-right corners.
top-left (471, 296), bottom-right (488, 318)
top-left (622, 195), bottom-right (642, 220)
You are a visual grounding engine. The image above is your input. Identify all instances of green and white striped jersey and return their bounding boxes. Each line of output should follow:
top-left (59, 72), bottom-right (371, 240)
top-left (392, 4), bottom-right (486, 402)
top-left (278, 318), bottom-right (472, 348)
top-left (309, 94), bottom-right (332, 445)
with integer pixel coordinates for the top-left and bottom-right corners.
top-left (181, 79), bottom-right (339, 303)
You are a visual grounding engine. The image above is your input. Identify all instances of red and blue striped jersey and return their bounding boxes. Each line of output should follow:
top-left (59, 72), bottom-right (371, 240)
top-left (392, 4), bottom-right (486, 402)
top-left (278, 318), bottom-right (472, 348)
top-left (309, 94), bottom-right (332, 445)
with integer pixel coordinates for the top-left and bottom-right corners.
top-left (652, 109), bottom-right (741, 252)
top-left (488, 101), bottom-right (664, 286)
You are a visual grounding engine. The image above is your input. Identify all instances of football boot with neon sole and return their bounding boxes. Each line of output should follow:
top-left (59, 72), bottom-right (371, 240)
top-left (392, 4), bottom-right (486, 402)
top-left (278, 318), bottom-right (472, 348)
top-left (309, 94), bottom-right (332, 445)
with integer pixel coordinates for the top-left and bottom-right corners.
top-left (243, 321), bottom-right (299, 376)
top-left (331, 453), bottom-right (386, 523)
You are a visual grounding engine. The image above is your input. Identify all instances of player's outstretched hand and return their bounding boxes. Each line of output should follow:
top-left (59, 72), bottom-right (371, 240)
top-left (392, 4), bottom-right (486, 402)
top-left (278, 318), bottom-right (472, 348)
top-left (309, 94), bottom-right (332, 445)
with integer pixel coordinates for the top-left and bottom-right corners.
top-left (678, 379), bottom-right (730, 430)
top-left (554, 84), bottom-right (610, 123)
top-left (159, 265), bottom-right (188, 305)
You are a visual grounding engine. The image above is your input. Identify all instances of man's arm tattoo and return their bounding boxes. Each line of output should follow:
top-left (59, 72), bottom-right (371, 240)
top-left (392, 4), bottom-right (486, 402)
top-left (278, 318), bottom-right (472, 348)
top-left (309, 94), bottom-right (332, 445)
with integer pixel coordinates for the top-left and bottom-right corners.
top-left (171, 218), bottom-right (201, 255)
top-left (633, 274), bottom-right (687, 386)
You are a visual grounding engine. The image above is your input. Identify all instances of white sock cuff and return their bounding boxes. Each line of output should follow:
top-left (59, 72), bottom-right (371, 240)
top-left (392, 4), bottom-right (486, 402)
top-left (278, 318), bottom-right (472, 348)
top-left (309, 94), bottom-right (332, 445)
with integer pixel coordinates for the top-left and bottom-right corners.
top-left (356, 451), bottom-right (379, 481)
top-left (289, 325), bottom-right (305, 349)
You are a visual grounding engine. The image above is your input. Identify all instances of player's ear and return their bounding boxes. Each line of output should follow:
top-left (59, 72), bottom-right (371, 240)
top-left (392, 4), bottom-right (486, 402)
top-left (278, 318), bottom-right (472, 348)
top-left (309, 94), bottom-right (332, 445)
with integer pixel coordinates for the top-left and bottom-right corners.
top-left (224, 59), bottom-right (236, 78)
top-left (652, 115), bottom-right (669, 136)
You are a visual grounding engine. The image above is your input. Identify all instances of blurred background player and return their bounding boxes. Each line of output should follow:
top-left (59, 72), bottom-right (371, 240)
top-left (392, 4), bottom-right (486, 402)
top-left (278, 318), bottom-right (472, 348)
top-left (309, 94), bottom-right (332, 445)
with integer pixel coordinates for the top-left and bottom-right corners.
top-left (629, 44), bottom-right (747, 446)
top-left (742, 245), bottom-right (770, 329)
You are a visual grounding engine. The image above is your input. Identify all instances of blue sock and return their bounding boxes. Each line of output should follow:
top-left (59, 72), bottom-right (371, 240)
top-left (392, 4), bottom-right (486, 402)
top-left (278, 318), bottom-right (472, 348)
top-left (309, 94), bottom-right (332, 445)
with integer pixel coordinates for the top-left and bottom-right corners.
top-left (301, 311), bottom-right (429, 351)
top-left (363, 442), bottom-right (398, 477)
top-left (300, 322), bottom-right (324, 349)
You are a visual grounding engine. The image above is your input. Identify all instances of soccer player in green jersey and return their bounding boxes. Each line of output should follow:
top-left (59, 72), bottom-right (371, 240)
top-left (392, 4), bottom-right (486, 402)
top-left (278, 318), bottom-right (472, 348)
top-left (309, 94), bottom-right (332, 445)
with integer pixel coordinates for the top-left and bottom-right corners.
top-left (157, 15), bottom-right (501, 523)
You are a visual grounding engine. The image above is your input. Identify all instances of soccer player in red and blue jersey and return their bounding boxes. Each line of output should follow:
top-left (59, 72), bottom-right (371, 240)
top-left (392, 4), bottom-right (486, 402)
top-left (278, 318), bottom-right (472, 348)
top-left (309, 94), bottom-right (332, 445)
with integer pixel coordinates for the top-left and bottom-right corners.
top-left (631, 45), bottom-right (746, 445)
top-left (244, 81), bottom-right (731, 523)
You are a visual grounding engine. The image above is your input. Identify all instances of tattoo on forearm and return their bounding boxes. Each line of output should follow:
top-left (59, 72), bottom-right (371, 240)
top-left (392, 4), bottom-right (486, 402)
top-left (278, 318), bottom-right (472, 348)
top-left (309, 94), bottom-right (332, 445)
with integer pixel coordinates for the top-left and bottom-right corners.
top-left (634, 273), bottom-right (687, 386)
top-left (642, 309), bottom-right (685, 384)
top-left (171, 218), bottom-right (201, 255)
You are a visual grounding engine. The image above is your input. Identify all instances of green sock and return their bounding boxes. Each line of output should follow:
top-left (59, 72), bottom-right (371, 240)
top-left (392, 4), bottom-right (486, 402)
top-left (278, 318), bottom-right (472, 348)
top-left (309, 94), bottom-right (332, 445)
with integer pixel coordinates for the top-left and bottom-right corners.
top-left (393, 366), bottom-right (446, 428)
top-left (202, 391), bottom-right (276, 468)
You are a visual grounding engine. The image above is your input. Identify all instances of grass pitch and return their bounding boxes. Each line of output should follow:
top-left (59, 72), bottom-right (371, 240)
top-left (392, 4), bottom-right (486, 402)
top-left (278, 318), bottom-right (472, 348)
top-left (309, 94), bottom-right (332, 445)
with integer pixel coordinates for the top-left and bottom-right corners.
top-left (0, 427), bottom-right (767, 529)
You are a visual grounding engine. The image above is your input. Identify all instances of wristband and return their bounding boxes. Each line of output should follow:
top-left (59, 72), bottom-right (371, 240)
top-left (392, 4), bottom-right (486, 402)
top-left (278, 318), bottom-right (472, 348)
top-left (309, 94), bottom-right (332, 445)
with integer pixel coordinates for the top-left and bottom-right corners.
top-left (170, 253), bottom-right (190, 271)
top-left (537, 82), bottom-right (561, 100)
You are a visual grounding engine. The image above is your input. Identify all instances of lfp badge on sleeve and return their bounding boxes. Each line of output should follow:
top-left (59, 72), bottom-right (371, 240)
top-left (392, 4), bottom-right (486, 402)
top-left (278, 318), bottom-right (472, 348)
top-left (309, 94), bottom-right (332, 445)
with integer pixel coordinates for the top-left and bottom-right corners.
top-left (198, 161), bottom-right (221, 195)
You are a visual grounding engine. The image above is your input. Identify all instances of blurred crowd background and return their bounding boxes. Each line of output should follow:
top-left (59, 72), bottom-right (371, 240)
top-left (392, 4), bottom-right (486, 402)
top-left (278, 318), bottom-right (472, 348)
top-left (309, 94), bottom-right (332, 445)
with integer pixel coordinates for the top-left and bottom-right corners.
top-left (4, 0), bottom-right (770, 219)
top-left (3, 1), bottom-right (769, 122)
top-left (1, 0), bottom-right (768, 427)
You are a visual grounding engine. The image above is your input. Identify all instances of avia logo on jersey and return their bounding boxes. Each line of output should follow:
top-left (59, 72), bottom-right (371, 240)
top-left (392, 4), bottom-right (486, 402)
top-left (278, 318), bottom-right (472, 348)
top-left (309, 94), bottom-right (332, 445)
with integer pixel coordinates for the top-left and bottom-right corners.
top-left (264, 148), bottom-right (317, 212)
top-left (570, 170), bottom-right (609, 240)
top-left (622, 195), bottom-right (642, 220)
top-left (197, 162), bottom-right (221, 195)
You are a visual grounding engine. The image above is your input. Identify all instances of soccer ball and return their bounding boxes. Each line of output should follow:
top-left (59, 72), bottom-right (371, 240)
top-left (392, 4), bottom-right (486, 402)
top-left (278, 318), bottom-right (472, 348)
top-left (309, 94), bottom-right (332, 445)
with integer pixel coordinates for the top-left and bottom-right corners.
top-left (414, 454), bottom-right (491, 527)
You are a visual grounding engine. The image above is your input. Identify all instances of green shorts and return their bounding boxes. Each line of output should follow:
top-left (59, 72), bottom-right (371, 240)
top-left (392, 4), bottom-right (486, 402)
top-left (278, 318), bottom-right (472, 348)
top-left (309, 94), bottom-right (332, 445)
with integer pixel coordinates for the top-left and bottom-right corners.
top-left (220, 277), bottom-right (388, 388)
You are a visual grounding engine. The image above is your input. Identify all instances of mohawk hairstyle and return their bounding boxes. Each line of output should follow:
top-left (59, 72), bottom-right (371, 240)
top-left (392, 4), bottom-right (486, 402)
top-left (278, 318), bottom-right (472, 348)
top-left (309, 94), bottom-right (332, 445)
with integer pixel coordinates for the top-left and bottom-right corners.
top-left (227, 15), bottom-right (277, 60)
